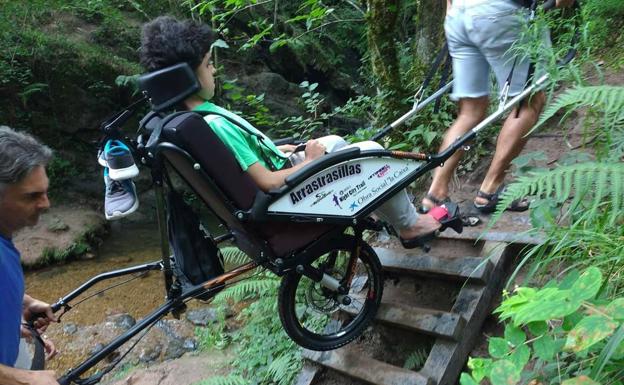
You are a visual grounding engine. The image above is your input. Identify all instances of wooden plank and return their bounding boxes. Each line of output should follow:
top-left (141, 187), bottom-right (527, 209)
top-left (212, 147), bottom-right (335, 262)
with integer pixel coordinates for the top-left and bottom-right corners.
top-left (304, 348), bottom-right (433, 385)
top-left (295, 363), bottom-right (323, 385)
top-left (375, 247), bottom-right (493, 283)
top-left (343, 302), bottom-right (465, 341)
top-left (439, 229), bottom-right (543, 245)
top-left (419, 241), bottom-right (511, 385)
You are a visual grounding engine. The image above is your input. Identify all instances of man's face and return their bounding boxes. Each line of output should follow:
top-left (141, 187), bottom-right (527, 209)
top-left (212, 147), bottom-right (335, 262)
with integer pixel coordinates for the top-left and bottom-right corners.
top-left (0, 165), bottom-right (50, 237)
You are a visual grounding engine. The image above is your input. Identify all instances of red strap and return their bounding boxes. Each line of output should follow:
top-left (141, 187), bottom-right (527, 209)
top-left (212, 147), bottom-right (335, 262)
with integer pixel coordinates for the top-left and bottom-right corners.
top-left (427, 205), bottom-right (449, 222)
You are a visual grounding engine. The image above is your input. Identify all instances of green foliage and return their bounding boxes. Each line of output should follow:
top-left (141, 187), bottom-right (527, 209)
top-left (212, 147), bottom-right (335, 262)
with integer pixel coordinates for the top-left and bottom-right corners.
top-left (533, 85), bottom-right (624, 159)
top-left (492, 162), bottom-right (624, 226)
top-left (462, 267), bottom-right (624, 385)
top-left (403, 348), bottom-right (428, 370)
top-left (201, 246), bottom-right (302, 385)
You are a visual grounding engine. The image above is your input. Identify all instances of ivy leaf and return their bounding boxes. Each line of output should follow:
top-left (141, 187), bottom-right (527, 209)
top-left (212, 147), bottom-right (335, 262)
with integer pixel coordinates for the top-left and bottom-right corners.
top-left (509, 344), bottom-right (530, 372)
top-left (490, 360), bottom-right (520, 385)
top-left (489, 337), bottom-right (511, 358)
top-left (605, 298), bottom-right (624, 320)
top-left (504, 325), bottom-right (526, 346)
top-left (467, 357), bottom-right (492, 383)
top-left (564, 315), bottom-right (618, 352)
top-left (533, 334), bottom-right (557, 361)
top-left (459, 373), bottom-right (480, 385)
top-left (561, 375), bottom-right (601, 385)
top-left (569, 267), bottom-right (603, 302)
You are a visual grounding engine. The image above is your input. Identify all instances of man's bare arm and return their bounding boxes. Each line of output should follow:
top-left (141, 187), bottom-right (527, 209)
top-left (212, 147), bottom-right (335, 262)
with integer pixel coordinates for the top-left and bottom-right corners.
top-left (0, 364), bottom-right (58, 385)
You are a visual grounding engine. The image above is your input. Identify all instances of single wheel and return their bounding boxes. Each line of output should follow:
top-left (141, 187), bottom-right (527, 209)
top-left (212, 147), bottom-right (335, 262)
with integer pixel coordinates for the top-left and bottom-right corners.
top-left (278, 236), bottom-right (383, 351)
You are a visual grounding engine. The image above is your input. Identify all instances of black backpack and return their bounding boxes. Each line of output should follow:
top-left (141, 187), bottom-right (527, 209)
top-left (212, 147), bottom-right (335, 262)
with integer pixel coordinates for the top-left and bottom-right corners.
top-left (167, 190), bottom-right (224, 300)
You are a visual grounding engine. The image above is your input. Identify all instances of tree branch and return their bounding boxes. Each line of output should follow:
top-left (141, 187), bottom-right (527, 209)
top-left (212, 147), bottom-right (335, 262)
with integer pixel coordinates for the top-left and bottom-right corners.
top-left (292, 18), bottom-right (365, 40)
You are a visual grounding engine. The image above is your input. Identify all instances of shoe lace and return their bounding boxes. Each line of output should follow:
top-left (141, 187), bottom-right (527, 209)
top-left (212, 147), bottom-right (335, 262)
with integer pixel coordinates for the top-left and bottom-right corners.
top-left (107, 180), bottom-right (126, 197)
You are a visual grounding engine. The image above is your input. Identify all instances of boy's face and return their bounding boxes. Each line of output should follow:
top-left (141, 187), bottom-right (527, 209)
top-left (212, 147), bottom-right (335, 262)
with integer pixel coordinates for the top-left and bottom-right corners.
top-left (196, 52), bottom-right (216, 100)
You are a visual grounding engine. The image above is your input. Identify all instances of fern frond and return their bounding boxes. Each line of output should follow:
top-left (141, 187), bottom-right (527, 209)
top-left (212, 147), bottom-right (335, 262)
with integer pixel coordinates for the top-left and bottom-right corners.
top-left (404, 349), bottom-right (428, 370)
top-left (195, 374), bottom-right (246, 385)
top-left (220, 247), bottom-right (249, 265)
top-left (214, 277), bottom-right (280, 303)
top-left (265, 353), bottom-right (302, 384)
top-left (491, 162), bottom-right (624, 225)
top-left (534, 85), bottom-right (624, 131)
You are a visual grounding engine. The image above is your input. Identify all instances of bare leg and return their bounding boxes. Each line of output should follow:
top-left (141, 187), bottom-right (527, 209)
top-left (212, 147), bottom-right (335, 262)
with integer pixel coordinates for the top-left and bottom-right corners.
top-left (423, 96), bottom-right (489, 208)
top-left (475, 91), bottom-right (546, 204)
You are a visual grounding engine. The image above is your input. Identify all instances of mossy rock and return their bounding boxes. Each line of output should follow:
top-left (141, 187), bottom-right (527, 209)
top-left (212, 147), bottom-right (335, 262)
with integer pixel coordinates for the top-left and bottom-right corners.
top-left (14, 205), bottom-right (109, 269)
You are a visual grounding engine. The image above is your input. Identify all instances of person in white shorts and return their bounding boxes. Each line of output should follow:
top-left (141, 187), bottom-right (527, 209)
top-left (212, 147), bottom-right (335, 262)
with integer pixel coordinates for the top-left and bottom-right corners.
top-left (421, 0), bottom-right (574, 214)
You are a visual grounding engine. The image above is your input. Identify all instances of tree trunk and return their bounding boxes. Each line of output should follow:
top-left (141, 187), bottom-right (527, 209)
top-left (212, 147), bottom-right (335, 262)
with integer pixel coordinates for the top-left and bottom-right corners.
top-left (414, 0), bottom-right (446, 66)
top-left (365, 0), bottom-right (405, 124)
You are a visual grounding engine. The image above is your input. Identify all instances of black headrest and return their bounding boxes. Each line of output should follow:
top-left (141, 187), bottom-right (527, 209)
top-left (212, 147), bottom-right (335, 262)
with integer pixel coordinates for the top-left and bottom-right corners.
top-left (138, 63), bottom-right (200, 112)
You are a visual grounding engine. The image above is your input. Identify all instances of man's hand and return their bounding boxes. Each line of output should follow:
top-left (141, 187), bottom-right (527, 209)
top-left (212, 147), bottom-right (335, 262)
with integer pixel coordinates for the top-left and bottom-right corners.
top-left (26, 370), bottom-right (59, 385)
top-left (23, 295), bottom-right (57, 331)
top-left (556, 0), bottom-right (575, 8)
top-left (20, 325), bottom-right (59, 361)
top-left (304, 139), bottom-right (326, 161)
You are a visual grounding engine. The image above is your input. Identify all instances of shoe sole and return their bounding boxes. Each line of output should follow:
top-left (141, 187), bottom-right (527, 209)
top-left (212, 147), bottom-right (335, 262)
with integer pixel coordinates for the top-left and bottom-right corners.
top-left (105, 197), bottom-right (140, 221)
top-left (108, 164), bottom-right (140, 181)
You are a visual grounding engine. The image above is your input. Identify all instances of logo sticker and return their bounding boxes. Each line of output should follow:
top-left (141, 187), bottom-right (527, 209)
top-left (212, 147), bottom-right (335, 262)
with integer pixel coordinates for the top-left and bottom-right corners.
top-left (310, 190), bottom-right (333, 207)
top-left (368, 164), bottom-right (390, 179)
top-left (290, 163), bottom-right (362, 205)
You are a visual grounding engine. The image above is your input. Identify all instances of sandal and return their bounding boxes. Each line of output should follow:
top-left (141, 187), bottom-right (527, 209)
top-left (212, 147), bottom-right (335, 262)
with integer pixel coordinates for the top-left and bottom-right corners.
top-left (474, 184), bottom-right (529, 214)
top-left (419, 193), bottom-right (451, 214)
top-left (400, 202), bottom-right (463, 249)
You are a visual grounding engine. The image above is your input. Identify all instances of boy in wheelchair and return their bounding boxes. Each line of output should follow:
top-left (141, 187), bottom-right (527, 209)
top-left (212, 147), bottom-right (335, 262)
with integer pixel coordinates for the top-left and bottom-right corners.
top-left (139, 16), bottom-right (458, 249)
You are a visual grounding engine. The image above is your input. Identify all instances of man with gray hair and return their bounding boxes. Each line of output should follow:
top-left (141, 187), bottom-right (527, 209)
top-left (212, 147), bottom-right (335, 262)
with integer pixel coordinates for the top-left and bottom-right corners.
top-left (0, 126), bottom-right (60, 385)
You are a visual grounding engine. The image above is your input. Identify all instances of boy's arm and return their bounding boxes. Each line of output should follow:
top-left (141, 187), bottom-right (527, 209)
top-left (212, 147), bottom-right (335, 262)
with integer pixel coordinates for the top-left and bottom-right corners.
top-left (247, 139), bottom-right (325, 191)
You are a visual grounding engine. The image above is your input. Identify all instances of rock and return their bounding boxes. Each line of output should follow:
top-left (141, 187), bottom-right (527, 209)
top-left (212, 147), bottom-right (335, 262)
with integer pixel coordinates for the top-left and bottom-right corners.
top-left (106, 314), bottom-right (136, 331)
top-left (90, 343), bottom-right (105, 356)
top-left (236, 72), bottom-right (305, 118)
top-left (63, 323), bottom-right (78, 335)
top-left (163, 339), bottom-right (186, 361)
top-left (138, 345), bottom-right (161, 363)
top-left (15, 205), bottom-right (108, 268)
top-left (186, 308), bottom-right (219, 326)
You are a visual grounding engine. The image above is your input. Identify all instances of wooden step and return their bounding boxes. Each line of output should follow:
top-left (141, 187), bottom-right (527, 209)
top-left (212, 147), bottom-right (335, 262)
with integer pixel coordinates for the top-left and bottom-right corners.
top-left (376, 303), bottom-right (465, 340)
top-left (375, 247), bottom-right (493, 283)
top-left (304, 348), bottom-right (433, 385)
top-left (343, 302), bottom-right (465, 340)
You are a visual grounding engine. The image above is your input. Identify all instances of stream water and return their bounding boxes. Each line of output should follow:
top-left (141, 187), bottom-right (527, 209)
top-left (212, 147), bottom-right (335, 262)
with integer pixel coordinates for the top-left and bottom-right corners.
top-left (24, 222), bottom-right (168, 327)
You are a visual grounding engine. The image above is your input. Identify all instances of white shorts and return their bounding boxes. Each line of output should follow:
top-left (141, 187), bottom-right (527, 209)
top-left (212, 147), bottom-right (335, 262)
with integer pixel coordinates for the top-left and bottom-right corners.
top-left (445, 0), bottom-right (551, 100)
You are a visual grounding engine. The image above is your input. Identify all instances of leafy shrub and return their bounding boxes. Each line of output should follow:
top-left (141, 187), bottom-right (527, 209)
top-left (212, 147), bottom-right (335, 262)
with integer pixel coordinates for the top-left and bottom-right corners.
top-left (461, 267), bottom-right (624, 385)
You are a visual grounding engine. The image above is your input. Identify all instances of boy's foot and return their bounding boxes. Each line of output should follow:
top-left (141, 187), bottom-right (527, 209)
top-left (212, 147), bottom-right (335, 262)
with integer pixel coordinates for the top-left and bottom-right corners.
top-left (98, 139), bottom-right (139, 181)
top-left (104, 169), bottom-right (139, 220)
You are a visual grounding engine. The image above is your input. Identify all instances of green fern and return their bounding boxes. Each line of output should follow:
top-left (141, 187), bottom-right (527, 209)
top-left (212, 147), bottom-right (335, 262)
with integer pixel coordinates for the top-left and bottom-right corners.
top-left (212, 275), bottom-right (280, 306)
top-left (220, 247), bottom-right (249, 265)
top-left (533, 85), bottom-right (624, 156)
top-left (492, 161), bottom-right (624, 225)
top-left (403, 349), bottom-right (429, 370)
top-left (264, 353), bottom-right (302, 384)
top-left (535, 85), bottom-right (624, 127)
top-left (194, 375), bottom-right (246, 385)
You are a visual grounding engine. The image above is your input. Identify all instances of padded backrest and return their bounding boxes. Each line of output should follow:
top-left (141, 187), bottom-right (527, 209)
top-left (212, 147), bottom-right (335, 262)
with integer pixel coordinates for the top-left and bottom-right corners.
top-left (156, 111), bottom-right (335, 258)
top-left (160, 112), bottom-right (260, 210)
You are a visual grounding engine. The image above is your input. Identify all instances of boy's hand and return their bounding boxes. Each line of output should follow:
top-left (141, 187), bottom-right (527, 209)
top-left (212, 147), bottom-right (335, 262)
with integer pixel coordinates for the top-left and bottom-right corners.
top-left (304, 139), bottom-right (326, 160)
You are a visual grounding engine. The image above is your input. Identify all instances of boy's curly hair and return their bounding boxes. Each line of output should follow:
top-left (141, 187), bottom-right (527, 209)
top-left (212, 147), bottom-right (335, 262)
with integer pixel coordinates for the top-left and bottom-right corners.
top-left (140, 16), bottom-right (216, 72)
